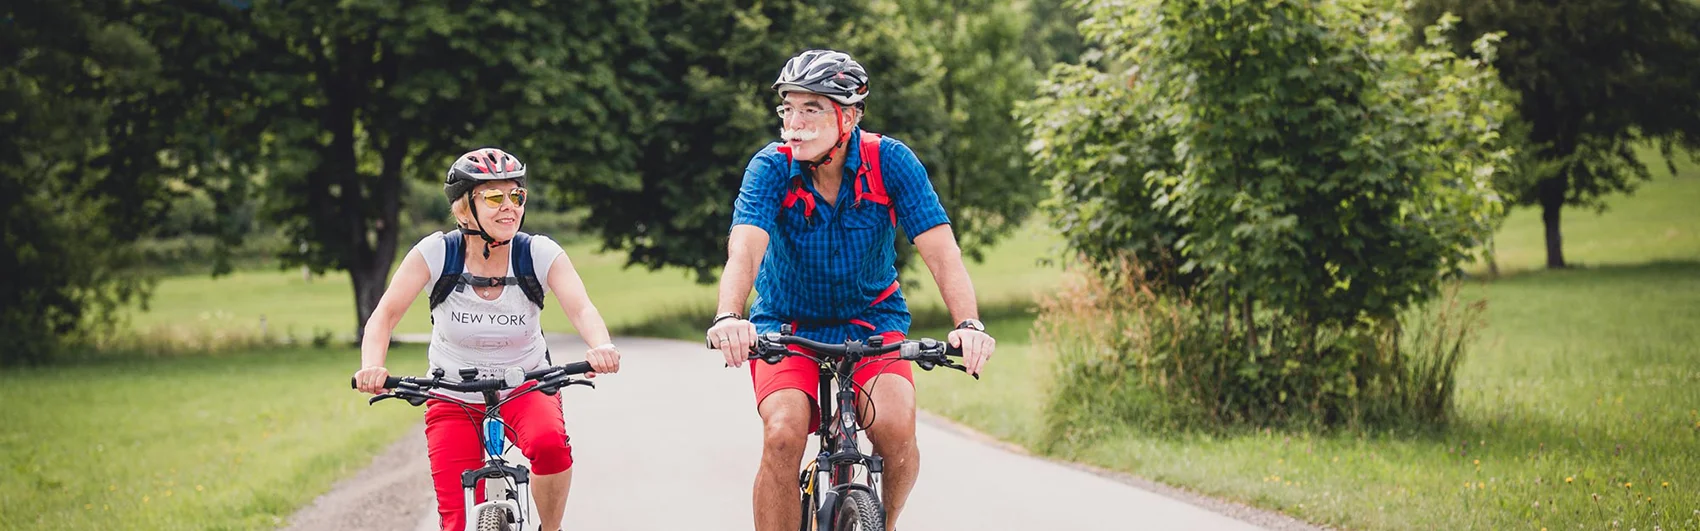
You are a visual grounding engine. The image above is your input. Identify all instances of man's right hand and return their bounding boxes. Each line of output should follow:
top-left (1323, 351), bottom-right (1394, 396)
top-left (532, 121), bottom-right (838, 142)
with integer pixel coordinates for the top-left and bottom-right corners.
top-left (708, 318), bottom-right (758, 368)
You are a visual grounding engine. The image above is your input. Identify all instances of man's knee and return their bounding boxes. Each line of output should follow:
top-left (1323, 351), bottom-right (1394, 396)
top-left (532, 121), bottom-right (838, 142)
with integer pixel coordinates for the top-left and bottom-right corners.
top-left (862, 376), bottom-right (917, 449)
top-left (759, 390), bottom-right (812, 460)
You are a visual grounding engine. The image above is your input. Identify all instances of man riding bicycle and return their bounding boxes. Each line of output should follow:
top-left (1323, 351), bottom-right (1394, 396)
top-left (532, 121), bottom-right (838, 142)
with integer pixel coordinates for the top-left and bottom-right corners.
top-left (706, 49), bottom-right (997, 531)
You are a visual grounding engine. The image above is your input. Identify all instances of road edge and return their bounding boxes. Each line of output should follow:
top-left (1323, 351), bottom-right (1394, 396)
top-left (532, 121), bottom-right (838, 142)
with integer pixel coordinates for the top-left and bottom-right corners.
top-left (915, 410), bottom-right (1334, 531)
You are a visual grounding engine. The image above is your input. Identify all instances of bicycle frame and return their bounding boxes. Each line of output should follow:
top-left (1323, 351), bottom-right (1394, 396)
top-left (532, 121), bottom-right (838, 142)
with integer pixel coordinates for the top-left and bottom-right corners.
top-left (804, 354), bottom-right (886, 529)
top-left (458, 387), bottom-right (535, 531)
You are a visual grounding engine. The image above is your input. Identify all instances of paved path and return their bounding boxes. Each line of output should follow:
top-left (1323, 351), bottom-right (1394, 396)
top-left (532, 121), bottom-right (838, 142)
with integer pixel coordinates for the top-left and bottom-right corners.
top-left (285, 335), bottom-right (1313, 531)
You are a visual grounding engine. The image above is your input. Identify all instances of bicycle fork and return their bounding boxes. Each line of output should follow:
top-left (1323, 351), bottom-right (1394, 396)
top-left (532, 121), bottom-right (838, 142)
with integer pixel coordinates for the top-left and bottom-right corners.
top-left (461, 416), bottom-right (534, 530)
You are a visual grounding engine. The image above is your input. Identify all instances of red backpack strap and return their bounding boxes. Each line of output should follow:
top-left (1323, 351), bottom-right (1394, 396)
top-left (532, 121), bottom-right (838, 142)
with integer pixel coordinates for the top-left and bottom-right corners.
top-left (774, 145), bottom-right (818, 220)
top-left (854, 132), bottom-right (896, 226)
top-left (782, 176), bottom-right (816, 219)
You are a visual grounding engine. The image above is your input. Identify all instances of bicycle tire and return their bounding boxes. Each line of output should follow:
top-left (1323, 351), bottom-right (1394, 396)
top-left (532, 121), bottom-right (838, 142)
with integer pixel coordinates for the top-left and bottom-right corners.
top-left (475, 504), bottom-right (514, 531)
top-left (829, 489), bottom-right (883, 531)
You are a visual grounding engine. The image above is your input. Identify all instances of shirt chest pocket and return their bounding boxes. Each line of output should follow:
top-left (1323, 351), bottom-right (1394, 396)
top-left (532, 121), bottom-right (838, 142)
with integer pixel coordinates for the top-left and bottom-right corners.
top-left (840, 200), bottom-right (892, 231)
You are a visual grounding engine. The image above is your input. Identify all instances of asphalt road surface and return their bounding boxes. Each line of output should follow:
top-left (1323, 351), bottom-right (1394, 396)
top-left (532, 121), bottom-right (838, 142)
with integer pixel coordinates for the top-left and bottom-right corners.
top-left (284, 335), bottom-right (1314, 531)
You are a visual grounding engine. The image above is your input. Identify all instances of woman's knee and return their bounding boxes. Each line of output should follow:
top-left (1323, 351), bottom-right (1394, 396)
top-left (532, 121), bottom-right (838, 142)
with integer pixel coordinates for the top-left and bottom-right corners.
top-left (526, 432), bottom-right (574, 475)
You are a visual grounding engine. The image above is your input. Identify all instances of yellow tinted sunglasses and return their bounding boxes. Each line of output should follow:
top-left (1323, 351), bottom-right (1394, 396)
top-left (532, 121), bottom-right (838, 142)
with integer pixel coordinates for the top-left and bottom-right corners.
top-left (476, 188), bottom-right (527, 209)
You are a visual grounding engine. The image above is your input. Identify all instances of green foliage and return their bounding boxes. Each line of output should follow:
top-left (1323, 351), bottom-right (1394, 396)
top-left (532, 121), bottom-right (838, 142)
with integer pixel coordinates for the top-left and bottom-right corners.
top-left (884, 0), bottom-right (1045, 262)
top-left (160, 0), bottom-right (658, 335)
top-left (1023, 0), bottom-right (1515, 326)
top-left (1410, 0), bottom-right (1700, 267)
top-left (563, 0), bottom-right (1053, 281)
top-left (1, 0), bottom-right (170, 365)
top-left (1019, 0), bottom-right (1517, 429)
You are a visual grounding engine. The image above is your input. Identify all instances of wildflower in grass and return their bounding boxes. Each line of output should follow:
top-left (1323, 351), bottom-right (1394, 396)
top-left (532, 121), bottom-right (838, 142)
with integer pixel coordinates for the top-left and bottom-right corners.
top-left (1662, 481), bottom-right (1669, 488)
top-left (1592, 493), bottom-right (1601, 502)
top-left (1474, 459), bottom-right (1480, 465)
top-left (85, 504), bottom-right (91, 510)
top-left (1625, 482), bottom-right (1633, 489)
top-left (196, 485), bottom-right (204, 492)
top-left (1566, 477), bottom-right (1574, 484)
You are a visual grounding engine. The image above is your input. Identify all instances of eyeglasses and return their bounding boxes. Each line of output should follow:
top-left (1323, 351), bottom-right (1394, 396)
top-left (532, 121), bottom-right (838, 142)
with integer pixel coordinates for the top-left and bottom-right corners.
top-left (476, 188), bottom-right (527, 209)
top-left (775, 105), bottom-right (830, 122)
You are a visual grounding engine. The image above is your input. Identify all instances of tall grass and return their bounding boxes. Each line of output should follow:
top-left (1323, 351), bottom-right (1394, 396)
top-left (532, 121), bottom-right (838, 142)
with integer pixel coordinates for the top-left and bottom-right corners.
top-left (1034, 258), bottom-right (1488, 447)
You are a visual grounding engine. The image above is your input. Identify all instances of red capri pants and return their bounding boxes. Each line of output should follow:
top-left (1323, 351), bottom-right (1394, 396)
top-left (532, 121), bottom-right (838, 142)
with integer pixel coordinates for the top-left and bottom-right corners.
top-left (423, 383), bottom-right (573, 531)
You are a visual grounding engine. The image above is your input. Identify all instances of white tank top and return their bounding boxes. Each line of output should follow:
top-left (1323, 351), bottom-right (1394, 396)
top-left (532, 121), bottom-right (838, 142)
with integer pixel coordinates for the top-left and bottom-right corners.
top-left (413, 231), bottom-right (566, 403)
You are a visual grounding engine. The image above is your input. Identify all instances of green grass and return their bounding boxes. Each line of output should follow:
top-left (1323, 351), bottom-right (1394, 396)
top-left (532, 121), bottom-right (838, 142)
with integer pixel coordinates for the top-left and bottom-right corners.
top-left (0, 346), bottom-right (426, 530)
top-left (1027, 264), bottom-right (1700, 530)
top-left (1479, 148), bottom-right (1700, 274)
top-left (913, 163), bottom-right (1700, 529)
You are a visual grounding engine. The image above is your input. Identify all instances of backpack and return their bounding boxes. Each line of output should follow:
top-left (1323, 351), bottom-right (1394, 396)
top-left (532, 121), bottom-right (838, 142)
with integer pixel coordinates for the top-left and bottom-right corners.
top-left (428, 229), bottom-right (547, 313)
top-left (778, 131), bottom-right (897, 226)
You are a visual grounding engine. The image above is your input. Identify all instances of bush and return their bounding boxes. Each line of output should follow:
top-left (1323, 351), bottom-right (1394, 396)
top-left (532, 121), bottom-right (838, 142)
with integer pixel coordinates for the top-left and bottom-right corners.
top-left (1036, 260), bottom-right (1485, 448)
top-left (1019, 0), bottom-right (1514, 433)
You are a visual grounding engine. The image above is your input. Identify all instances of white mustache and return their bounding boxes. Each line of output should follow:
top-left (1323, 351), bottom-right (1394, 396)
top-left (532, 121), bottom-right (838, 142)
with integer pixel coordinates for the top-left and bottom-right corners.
top-left (781, 128), bottom-right (821, 142)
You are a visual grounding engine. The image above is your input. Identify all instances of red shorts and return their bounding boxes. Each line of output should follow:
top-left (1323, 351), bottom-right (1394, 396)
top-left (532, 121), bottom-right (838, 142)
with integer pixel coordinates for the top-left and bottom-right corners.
top-left (750, 330), bottom-right (915, 428)
top-left (423, 383), bottom-right (573, 531)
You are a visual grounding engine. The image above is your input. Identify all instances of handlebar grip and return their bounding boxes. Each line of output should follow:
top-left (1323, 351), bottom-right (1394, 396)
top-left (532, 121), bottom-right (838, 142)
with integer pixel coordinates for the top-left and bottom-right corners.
top-left (557, 361), bottom-right (595, 376)
top-left (350, 376), bottom-right (405, 389)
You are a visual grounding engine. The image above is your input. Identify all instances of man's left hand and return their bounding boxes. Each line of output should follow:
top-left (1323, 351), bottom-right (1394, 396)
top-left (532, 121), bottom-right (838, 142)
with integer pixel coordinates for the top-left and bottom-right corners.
top-left (947, 328), bottom-right (995, 377)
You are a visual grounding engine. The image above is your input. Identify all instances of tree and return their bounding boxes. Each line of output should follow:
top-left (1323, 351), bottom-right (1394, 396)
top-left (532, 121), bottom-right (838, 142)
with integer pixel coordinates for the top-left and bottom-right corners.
top-left (1411, 0), bottom-right (1700, 268)
top-left (195, 0), bottom-right (649, 338)
top-left (555, 0), bottom-right (845, 282)
top-left (888, 0), bottom-right (1044, 261)
top-left (1022, 0), bottom-right (1516, 326)
top-left (561, 0), bottom-right (1054, 282)
top-left (0, 0), bottom-right (224, 365)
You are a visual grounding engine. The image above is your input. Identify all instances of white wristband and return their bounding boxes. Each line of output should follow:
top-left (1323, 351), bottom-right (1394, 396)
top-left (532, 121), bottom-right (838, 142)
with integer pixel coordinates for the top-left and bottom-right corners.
top-left (593, 343), bottom-right (616, 350)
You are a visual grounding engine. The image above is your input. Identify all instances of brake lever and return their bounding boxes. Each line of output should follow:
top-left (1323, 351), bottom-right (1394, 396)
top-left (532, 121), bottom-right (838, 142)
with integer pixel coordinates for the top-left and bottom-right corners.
top-left (368, 394), bottom-right (397, 405)
top-left (539, 377), bottom-right (597, 396)
top-left (940, 360), bottom-right (979, 380)
top-left (393, 389), bottom-right (432, 406)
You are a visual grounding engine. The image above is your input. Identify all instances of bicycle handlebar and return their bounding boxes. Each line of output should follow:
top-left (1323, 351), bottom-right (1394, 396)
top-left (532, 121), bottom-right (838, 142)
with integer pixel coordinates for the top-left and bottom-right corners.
top-left (739, 332), bottom-right (978, 379)
top-left (352, 361), bottom-right (596, 406)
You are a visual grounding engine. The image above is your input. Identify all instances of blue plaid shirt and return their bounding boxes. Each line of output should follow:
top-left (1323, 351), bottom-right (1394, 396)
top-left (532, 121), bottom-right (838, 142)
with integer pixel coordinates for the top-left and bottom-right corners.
top-left (731, 128), bottom-right (951, 343)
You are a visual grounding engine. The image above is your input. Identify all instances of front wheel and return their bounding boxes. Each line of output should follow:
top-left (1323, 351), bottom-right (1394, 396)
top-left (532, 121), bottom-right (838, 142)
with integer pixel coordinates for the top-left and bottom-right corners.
top-left (829, 489), bottom-right (883, 531)
top-left (475, 505), bottom-right (514, 531)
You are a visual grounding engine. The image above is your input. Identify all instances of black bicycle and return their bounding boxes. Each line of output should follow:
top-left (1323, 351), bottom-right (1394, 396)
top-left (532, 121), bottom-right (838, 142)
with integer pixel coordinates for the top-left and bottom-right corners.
top-left (737, 325), bottom-right (975, 531)
top-left (351, 362), bottom-right (596, 531)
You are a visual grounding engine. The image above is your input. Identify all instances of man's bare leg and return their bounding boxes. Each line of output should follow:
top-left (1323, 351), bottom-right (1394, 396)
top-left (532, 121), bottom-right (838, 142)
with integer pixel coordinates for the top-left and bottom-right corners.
top-left (858, 374), bottom-right (918, 531)
top-left (756, 390), bottom-right (813, 531)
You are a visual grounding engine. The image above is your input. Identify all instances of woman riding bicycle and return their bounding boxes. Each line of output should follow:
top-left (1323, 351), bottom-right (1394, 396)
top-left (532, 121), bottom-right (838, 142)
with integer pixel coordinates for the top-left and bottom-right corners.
top-left (352, 147), bottom-right (621, 531)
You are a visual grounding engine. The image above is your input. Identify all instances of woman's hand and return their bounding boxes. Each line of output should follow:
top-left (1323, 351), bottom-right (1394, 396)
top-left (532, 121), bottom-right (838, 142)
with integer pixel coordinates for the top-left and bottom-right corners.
top-left (585, 343), bottom-right (621, 377)
top-left (353, 366), bottom-right (391, 395)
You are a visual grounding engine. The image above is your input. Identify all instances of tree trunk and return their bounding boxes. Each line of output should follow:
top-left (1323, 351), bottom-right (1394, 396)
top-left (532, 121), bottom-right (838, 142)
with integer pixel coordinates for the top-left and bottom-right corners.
top-left (1485, 235), bottom-right (1500, 278)
top-left (1537, 175), bottom-right (1567, 268)
top-left (351, 137), bottom-right (408, 342)
top-left (1243, 294), bottom-right (1255, 353)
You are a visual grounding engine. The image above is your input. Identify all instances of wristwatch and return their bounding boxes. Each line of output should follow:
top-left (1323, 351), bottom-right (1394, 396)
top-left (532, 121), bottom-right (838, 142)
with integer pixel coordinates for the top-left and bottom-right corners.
top-left (955, 319), bottom-right (985, 332)
top-left (711, 312), bottom-right (743, 326)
